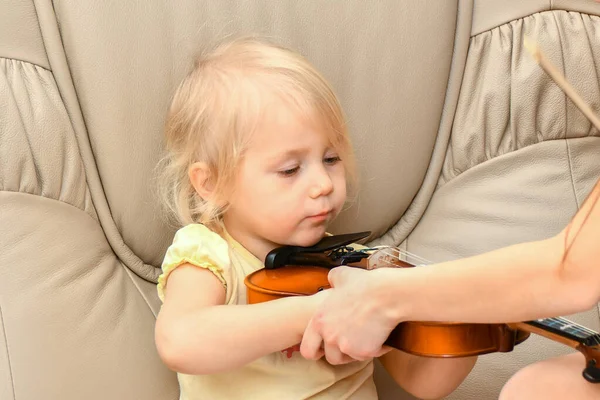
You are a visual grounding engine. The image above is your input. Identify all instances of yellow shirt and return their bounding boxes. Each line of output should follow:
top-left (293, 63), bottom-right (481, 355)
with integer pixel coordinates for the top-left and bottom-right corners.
top-left (157, 224), bottom-right (377, 400)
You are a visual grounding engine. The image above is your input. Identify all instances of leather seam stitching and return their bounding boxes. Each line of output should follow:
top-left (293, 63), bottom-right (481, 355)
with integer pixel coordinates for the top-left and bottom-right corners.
top-left (369, 0), bottom-right (473, 247)
top-left (0, 190), bottom-right (160, 313)
top-left (0, 190), bottom-right (160, 284)
top-left (0, 189), bottom-right (97, 224)
top-left (550, 12), bottom-right (579, 209)
top-left (0, 304), bottom-right (16, 400)
top-left (31, 0), bottom-right (157, 284)
top-left (0, 56), bottom-right (51, 72)
top-left (0, 189), bottom-right (159, 272)
top-left (584, 17), bottom-right (600, 100)
top-left (3, 69), bottom-right (45, 195)
top-left (565, 139), bottom-right (578, 208)
top-left (565, 140), bottom-right (579, 207)
top-left (30, 0), bottom-right (51, 71)
top-left (471, 9), bottom-right (598, 38)
top-left (122, 267), bottom-right (160, 319)
top-left (444, 136), bottom-right (600, 183)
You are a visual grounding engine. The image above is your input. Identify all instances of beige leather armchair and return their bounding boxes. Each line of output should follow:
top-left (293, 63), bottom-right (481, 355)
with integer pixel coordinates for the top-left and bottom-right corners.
top-left (2, 1), bottom-right (599, 399)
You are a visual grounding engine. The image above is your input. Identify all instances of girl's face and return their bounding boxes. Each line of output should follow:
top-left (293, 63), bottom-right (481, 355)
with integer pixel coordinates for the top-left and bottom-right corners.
top-left (222, 102), bottom-right (348, 262)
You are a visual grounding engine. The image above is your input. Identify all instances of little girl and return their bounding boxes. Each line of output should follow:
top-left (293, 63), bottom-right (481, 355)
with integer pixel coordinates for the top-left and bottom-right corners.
top-left (154, 37), bottom-right (475, 399)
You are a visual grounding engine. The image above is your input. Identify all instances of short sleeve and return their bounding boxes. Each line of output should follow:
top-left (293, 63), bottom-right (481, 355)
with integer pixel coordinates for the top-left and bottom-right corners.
top-left (157, 224), bottom-right (231, 302)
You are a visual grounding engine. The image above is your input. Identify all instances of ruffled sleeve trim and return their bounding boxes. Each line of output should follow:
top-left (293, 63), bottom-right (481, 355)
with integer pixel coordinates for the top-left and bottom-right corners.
top-left (157, 224), bottom-right (231, 302)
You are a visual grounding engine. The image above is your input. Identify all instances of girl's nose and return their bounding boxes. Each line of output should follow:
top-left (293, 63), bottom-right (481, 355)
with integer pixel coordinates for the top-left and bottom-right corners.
top-left (309, 169), bottom-right (334, 199)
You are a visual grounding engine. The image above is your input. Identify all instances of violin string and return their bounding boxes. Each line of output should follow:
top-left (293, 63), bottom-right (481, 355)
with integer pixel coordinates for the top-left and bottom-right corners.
top-left (544, 317), bottom-right (599, 336)
top-left (539, 317), bottom-right (598, 341)
top-left (547, 317), bottom-right (598, 335)
top-left (399, 249), bottom-right (433, 265)
top-left (370, 246), bottom-right (432, 267)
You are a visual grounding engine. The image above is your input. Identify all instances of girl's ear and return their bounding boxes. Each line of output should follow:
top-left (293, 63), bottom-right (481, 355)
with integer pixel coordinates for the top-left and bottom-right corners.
top-left (189, 162), bottom-right (215, 201)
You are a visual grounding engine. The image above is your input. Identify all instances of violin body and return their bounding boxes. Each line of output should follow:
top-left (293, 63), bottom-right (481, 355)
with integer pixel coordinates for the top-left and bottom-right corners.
top-left (387, 321), bottom-right (530, 358)
top-left (245, 264), bottom-right (530, 358)
top-left (245, 231), bottom-right (600, 383)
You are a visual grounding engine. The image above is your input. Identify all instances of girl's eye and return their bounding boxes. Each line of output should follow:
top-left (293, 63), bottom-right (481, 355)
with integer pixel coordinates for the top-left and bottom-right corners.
top-left (278, 166), bottom-right (300, 177)
top-left (324, 155), bottom-right (341, 165)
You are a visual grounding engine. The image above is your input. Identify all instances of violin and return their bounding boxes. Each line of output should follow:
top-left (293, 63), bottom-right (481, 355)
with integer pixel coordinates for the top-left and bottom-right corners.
top-left (244, 231), bottom-right (600, 383)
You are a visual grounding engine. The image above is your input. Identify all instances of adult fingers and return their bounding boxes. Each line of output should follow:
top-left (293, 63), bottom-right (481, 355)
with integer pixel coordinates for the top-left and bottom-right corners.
top-left (374, 345), bottom-right (394, 358)
top-left (324, 341), bottom-right (358, 365)
top-left (300, 319), bottom-right (325, 360)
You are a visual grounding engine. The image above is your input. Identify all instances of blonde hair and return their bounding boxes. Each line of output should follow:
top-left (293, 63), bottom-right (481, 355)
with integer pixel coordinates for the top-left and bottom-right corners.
top-left (157, 36), bottom-right (357, 231)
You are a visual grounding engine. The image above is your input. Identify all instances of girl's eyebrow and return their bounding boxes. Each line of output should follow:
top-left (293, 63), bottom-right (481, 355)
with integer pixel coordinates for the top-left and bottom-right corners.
top-left (264, 148), bottom-right (309, 163)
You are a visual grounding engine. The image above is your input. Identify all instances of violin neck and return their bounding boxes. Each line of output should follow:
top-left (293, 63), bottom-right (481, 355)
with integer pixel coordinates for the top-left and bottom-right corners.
top-left (511, 317), bottom-right (600, 349)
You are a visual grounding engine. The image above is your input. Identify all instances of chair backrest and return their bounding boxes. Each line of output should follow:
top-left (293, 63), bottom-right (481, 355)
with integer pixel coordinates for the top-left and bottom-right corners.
top-left (377, 1), bottom-right (600, 398)
top-left (1, 1), bottom-right (599, 399)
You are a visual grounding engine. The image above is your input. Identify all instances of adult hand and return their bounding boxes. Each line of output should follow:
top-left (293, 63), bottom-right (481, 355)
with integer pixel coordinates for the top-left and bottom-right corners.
top-left (300, 266), bottom-right (398, 364)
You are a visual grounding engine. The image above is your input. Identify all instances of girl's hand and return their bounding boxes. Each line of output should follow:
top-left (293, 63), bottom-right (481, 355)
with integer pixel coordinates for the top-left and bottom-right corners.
top-left (300, 267), bottom-right (397, 364)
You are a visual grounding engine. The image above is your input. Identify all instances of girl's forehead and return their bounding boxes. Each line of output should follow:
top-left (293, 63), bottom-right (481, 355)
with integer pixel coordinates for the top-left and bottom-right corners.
top-left (253, 97), bottom-right (331, 138)
top-left (238, 86), bottom-right (343, 154)
top-left (250, 113), bottom-right (331, 149)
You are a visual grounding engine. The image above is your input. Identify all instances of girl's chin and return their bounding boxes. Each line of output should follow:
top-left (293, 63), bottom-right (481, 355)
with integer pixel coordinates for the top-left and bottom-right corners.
top-left (290, 228), bottom-right (328, 247)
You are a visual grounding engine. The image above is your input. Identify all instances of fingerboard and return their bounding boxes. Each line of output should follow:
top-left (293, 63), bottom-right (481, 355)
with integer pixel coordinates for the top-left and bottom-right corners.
top-left (526, 317), bottom-right (600, 347)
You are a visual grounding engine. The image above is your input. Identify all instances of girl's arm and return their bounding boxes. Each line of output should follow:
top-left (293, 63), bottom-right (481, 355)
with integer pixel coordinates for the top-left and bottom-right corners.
top-left (155, 264), bottom-right (322, 375)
